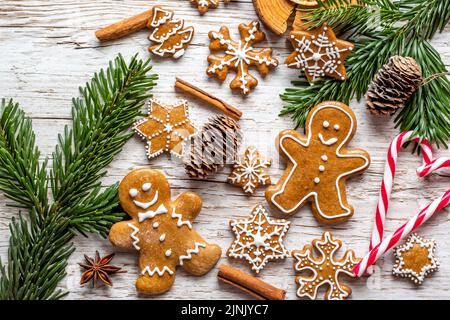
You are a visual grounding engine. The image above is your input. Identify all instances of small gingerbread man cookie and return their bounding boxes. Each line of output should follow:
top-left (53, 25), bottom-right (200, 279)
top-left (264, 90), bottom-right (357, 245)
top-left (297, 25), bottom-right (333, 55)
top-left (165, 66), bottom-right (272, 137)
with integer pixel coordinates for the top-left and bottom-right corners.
top-left (109, 169), bottom-right (221, 295)
top-left (265, 101), bottom-right (370, 223)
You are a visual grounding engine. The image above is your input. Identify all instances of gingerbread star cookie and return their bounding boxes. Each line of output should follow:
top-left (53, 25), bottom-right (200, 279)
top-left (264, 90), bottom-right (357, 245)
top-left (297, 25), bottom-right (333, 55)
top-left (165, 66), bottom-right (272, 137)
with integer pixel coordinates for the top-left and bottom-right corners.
top-left (393, 233), bottom-right (439, 285)
top-left (228, 204), bottom-right (290, 273)
top-left (207, 20), bottom-right (279, 95)
top-left (293, 232), bottom-right (360, 300)
top-left (228, 146), bottom-right (272, 194)
top-left (134, 99), bottom-right (197, 159)
top-left (285, 23), bottom-right (354, 83)
top-left (265, 101), bottom-right (370, 224)
top-left (109, 169), bottom-right (222, 295)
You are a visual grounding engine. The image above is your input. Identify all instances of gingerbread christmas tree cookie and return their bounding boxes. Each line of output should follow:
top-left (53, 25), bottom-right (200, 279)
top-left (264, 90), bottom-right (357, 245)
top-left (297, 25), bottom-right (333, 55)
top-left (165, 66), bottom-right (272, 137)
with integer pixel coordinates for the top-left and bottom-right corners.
top-left (228, 146), bottom-right (272, 194)
top-left (109, 169), bottom-right (222, 295)
top-left (265, 101), bottom-right (370, 224)
top-left (285, 23), bottom-right (354, 83)
top-left (134, 99), bottom-right (197, 159)
top-left (207, 20), bottom-right (279, 95)
top-left (393, 233), bottom-right (439, 285)
top-left (228, 204), bottom-right (290, 273)
top-left (147, 6), bottom-right (194, 58)
top-left (293, 232), bottom-right (360, 300)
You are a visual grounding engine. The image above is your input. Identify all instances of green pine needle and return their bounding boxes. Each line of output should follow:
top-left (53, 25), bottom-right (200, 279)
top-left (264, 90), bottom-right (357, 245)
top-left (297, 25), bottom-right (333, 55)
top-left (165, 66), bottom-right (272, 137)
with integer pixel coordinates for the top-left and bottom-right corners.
top-left (0, 54), bottom-right (157, 300)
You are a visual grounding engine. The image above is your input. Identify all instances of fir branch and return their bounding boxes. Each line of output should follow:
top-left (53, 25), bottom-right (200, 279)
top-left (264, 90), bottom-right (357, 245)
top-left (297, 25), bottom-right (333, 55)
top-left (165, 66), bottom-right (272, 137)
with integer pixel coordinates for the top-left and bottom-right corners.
top-left (0, 99), bottom-right (48, 215)
top-left (0, 209), bottom-right (73, 300)
top-left (0, 54), bottom-right (157, 300)
top-left (50, 54), bottom-right (157, 228)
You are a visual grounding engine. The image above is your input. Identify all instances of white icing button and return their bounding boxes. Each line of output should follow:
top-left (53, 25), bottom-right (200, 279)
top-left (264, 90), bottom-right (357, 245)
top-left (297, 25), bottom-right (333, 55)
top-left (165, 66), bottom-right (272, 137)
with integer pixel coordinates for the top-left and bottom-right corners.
top-left (314, 177), bottom-right (320, 184)
top-left (321, 155), bottom-right (328, 161)
top-left (153, 222), bottom-right (159, 229)
top-left (129, 188), bottom-right (138, 197)
top-left (165, 249), bottom-right (172, 257)
top-left (319, 165), bottom-right (325, 172)
top-left (334, 124), bottom-right (340, 130)
top-left (322, 121), bottom-right (330, 128)
top-left (142, 183), bottom-right (151, 191)
top-left (159, 233), bottom-right (166, 242)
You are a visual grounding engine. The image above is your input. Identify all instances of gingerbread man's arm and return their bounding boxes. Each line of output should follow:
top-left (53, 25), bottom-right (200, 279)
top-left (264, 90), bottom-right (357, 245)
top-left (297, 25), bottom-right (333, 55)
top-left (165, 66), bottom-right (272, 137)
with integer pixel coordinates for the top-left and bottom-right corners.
top-left (277, 129), bottom-right (309, 160)
top-left (109, 220), bottom-right (139, 251)
top-left (173, 192), bottom-right (202, 223)
top-left (338, 148), bottom-right (371, 174)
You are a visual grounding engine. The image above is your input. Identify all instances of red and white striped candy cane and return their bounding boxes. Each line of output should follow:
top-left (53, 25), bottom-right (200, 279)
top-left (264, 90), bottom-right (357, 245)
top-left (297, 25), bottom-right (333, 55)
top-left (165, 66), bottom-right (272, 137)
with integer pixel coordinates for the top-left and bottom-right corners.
top-left (353, 131), bottom-right (450, 277)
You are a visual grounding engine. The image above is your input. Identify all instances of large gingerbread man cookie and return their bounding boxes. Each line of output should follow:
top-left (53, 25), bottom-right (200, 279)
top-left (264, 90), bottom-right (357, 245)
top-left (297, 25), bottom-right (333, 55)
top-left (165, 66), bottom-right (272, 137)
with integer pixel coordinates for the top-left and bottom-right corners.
top-left (265, 101), bottom-right (370, 223)
top-left (109, 169), bottom-right (222, 295)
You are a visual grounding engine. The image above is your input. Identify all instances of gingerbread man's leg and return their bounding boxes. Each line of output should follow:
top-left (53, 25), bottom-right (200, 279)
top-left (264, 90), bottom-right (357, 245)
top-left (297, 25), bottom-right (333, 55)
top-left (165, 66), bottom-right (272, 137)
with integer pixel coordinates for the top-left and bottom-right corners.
top-left (136, 258), bottom-right (177, 295)
top-left (179, 231), bottom-right (222, 276)
top-left (312, 186), bottom-right (353, 223)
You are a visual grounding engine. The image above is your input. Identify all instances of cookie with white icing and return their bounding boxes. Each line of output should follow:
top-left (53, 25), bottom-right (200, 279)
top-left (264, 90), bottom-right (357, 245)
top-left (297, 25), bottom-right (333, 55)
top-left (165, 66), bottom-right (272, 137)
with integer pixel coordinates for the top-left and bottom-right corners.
top-left (265, 101), bottom-right (370, 224)
top-left (109, 168), bottom-right (221, 295)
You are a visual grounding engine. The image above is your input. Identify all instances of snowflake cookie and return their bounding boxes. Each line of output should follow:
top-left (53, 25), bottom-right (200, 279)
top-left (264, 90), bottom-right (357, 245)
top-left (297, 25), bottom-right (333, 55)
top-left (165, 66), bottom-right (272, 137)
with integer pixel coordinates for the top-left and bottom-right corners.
top-left (134, 99), bottom-right (197, 160)
top-left (393, 233), bottom-right (439, 285)
top-left (293, 232), bottom-right (360, 300)
top-left (228, 146), bottom-right (272, 194)
top-left (190, 0), bottom-right (231, 15)
top-left (228, 204), bottom-right (290, 273)
top-left (109, 169), bottom-right (222, 295)
top-left (285, 23), bottom-right (354, 83)
top-left (207, 20), bottom-right (279, 95)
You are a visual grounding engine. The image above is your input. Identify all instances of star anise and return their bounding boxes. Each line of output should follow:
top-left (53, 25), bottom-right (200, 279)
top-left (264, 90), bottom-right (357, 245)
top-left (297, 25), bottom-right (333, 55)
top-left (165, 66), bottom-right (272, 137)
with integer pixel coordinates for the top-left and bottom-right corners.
top-left (79, 251), bottom-right (126, 287)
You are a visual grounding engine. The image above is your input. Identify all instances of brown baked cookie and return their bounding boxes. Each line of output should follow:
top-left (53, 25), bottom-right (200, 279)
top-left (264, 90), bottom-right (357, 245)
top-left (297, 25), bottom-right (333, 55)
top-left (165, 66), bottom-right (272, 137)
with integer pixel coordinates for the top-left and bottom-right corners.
top-left (265, 101), bottom-right (370, 224)
top-left (147, 6), bottom-right (194, 59)
top-left (285, 23), bottom-right (354, 82)
top-left (109, 169), bottom-right (222, 295)
top-left (293, 232), bottom-right (360, 300)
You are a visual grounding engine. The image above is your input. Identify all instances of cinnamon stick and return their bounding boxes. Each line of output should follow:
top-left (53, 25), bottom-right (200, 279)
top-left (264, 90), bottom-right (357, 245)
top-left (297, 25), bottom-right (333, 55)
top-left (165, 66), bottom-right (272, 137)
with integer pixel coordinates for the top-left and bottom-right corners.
top-left (95, 9), bottom-right (153, 41)
top-left (217, 265), bottom-right (286, 300)
top-left (175, 78), bottom-right (243, 121)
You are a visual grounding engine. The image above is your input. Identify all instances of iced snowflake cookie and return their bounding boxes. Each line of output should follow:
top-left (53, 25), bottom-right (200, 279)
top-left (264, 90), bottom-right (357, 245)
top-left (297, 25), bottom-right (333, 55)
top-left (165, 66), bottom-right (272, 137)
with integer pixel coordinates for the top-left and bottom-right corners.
top-left (109, 169), bottom-right (222, 295)
top-left (134, 99), bottom-right (197, 160)
top-left (190, 0), bottom-right (232, 15)
top-left (207, 20), bottom-right (279, 95)
top-left (228, 146), bottom-right (272, 194)
top-left (393, 233), bottom-right (439, 285)
top-left (265, 101), bottom-right (370, 224)
top-left (293, 232), bottom-right (360, 300)
top-left (285, 23), bottom-right (354, 83)
top-left (228, 204), bottom-right (290, 273)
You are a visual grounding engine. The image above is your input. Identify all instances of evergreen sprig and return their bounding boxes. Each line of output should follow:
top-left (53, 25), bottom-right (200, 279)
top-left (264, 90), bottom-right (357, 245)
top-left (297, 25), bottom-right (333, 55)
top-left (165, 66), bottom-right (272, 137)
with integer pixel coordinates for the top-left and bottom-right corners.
top-left (0, 54), bottom-right (157, 299)
top-left (281, 0), bottom-right (450, 147)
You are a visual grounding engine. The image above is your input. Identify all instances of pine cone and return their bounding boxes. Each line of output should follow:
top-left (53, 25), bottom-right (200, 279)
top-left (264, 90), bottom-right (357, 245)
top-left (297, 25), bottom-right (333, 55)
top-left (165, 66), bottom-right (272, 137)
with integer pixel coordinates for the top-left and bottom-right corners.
top-left (184, 115), bottom-right (242, 179)
top-left (366, 56), bottom-right (423, 116)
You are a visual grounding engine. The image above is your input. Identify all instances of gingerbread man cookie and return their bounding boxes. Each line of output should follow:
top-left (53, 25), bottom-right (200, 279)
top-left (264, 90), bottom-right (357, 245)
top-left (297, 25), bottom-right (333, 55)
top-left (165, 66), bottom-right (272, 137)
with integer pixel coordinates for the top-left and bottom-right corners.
top-left (265, 101), bottom-right (370, 223)
top-left (109, 169), bottom-right (222, 295)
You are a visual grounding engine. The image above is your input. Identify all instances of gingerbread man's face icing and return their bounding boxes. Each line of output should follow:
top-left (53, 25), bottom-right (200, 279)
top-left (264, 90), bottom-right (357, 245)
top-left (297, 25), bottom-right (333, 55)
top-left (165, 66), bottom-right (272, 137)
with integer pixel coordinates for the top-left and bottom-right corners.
top-left (265, 101), bottom-right (370, 224)
top-left (110, 169), bottom-right (222, 295)
top-left (119, 170), bottom-right (171, 220)
top-left (310, 107), bottom-right (353, 149)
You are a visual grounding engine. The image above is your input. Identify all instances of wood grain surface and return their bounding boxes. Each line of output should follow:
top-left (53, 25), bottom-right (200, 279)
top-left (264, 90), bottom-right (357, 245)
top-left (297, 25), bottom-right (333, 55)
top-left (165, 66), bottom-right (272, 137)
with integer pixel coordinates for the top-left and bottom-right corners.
top-left (0, 0), bottom-right (449, 300)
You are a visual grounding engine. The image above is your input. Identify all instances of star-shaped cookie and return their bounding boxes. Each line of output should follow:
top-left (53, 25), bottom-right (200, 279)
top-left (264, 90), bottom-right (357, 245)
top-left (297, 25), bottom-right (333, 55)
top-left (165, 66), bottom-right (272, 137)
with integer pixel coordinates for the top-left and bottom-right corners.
top-left (285, 23), bottom-right (354, 82)
top-left (393, 233), bottom-right (439, 285)
top-left (227, 204), bottom-right (290, 273)
top-left (228, 146), bottom-right (272, 194)
top-left (134, 99), bottom-right (197, 159)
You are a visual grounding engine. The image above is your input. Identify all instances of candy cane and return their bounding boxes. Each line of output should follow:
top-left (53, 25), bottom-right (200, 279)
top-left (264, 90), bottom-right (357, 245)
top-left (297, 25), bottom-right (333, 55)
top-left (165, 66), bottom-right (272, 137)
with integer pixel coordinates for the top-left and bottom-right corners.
top-left (353, 131), bottom-right (450, 277)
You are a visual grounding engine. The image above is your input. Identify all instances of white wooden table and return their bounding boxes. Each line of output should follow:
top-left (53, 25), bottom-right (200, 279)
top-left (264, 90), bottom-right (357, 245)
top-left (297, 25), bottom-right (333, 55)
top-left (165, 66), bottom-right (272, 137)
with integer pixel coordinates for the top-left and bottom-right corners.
top-left (1, 0), bottom-right (449, 300)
